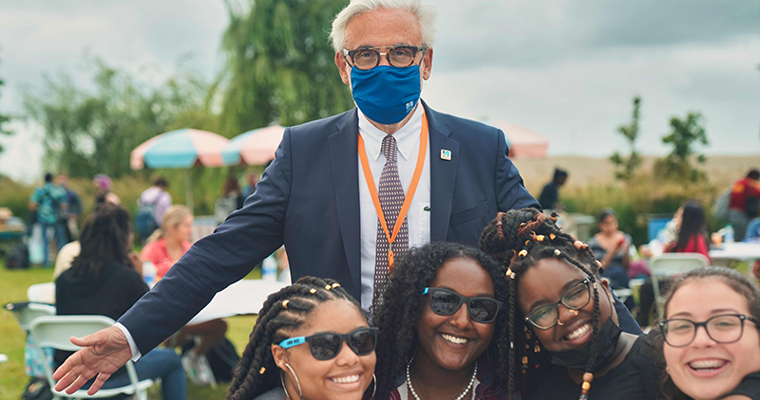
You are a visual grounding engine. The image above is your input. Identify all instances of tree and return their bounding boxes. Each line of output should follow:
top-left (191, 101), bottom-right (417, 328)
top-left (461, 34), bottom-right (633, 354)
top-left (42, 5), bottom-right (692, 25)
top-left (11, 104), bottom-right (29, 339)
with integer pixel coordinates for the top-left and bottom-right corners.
top-left (656, 111), bottom-right (709, 182)
top-left (22, 58), bottom-right (212, 178)
top-left (0, 56), bottom-right (13, 156)
top-left (215, 0), bottom-right (354, 135)
top-left (610, 96), bottom-right (643, 181)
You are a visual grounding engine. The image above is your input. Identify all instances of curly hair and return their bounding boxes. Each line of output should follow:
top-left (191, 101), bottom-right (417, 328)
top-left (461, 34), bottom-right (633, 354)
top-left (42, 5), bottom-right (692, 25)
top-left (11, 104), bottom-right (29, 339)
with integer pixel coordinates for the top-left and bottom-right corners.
top-left (70, 203), bottom-right (132, 276)
top-left (226, 276), bottom-right (365, 400)
top-left (659, 267), bottom-right (760, 400)
top-left (479, 208), bottom-right (603, 400)
top-left (372, 241), bottom-right (509, 400)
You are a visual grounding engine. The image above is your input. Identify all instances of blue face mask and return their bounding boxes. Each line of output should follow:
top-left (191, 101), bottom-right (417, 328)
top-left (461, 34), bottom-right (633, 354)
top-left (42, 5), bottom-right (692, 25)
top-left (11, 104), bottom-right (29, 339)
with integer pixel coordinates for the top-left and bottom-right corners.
top-left (350, 65), bottom-right (421, 125)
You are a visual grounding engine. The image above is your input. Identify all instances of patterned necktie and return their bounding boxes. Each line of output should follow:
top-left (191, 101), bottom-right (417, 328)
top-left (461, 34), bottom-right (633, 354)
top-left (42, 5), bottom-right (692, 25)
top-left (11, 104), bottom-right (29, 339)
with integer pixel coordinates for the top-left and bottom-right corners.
top-left (372, 134), bottom-right (409, 314)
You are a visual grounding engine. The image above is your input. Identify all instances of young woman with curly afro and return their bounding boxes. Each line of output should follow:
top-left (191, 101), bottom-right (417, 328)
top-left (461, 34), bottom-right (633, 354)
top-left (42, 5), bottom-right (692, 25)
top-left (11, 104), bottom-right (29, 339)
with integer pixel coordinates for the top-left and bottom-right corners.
top-left (226, 276), bottom-right (377, 400)
top-left (479, 208), bottom-right (661, 400)
top-left (373, 241), bottom-right (510, 400)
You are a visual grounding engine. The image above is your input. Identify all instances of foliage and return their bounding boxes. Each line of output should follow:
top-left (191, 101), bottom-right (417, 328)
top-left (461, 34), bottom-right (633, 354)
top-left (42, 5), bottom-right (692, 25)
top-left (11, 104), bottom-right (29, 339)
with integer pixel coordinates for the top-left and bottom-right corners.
top-left (215, 0), bottom-right (354, 134)
top-left (655, 111), bottom-right (709, 183)
top-left (21, 58), bottom-right (215, 179)
top-left (0, 70), bottom-right (13, 156)
top-left (610, 96), bottom-right (643, 181)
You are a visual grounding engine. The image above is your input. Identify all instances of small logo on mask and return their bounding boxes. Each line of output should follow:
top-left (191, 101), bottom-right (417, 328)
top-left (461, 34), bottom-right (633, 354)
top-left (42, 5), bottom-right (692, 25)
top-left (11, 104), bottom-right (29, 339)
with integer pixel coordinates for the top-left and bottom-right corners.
top-left (406, 101), bottom-right (414, 112)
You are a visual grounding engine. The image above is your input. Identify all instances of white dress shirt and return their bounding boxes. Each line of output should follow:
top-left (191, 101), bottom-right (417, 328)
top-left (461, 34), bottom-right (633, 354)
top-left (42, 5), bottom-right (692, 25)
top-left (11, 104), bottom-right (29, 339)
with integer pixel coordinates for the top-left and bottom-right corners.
top-left (357, 103), bottom-right (431, 310)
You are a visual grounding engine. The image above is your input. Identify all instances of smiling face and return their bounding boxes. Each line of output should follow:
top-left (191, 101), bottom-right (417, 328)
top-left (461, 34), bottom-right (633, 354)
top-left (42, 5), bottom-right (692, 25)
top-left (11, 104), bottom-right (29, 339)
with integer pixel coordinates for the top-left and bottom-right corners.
top-left (416, 257), bottom-right (496, 372)
top-left (518, 258), bottom-right (616, 353)
top-left (663, 279), bottom-right (760, 400)
top-left (334, 8), bottom-right (433, 86)
top-left (272, 299), bottom-right (375, 400)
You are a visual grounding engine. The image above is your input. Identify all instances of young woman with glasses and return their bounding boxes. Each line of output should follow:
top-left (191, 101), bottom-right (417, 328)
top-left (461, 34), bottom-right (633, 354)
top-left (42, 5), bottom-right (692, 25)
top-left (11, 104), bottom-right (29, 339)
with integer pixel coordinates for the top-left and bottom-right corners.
top-left (373, 241), bottom-right (509, 400)
top-left (479, 208), bottom-right (662, 400)
top-left (226, 277), bottom-right (377, 400)
top-left (659, 267), bottom-right (760, 400)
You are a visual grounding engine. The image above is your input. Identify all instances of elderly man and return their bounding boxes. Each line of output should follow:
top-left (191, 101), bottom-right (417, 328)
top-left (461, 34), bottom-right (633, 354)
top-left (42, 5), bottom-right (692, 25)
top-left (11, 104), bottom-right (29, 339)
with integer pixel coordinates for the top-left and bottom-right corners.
top-left (55, 1), bottom-right (636, 394)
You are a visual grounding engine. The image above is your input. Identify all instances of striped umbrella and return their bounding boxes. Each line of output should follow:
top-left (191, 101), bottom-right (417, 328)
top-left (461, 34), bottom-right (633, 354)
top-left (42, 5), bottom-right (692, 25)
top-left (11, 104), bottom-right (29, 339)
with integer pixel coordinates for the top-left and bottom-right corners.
top-left (130, 129), bottom-right (230, 211)
top-left (222, 125), bottom-right (285, 166)
top-left (130, 128), bottom-right (230, 170)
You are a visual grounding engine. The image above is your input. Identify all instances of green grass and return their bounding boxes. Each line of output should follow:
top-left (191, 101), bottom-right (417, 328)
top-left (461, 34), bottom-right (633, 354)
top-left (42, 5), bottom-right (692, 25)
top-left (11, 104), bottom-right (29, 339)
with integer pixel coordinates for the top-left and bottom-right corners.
top-left (0, 260), bottom-right (258, 400)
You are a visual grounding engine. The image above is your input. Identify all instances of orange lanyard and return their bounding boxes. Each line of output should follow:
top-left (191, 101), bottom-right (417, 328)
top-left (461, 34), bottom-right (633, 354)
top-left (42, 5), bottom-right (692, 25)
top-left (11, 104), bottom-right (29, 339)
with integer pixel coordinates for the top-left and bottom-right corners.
top-left (358, 113), bottom-right (428, 270)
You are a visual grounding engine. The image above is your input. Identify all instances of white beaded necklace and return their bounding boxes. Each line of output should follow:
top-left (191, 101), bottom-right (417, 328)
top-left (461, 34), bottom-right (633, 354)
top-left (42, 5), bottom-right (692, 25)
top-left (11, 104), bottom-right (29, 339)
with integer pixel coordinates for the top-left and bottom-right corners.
top-left (405, 357), bottom-right (477, 400)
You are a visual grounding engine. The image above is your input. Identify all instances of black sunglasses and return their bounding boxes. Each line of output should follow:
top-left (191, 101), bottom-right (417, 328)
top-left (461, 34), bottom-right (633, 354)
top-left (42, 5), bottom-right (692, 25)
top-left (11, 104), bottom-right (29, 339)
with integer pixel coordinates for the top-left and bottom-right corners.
top-left (278, 327), bottom-right (379, 360)
top-left (422, 287), bottom-right (503, 323)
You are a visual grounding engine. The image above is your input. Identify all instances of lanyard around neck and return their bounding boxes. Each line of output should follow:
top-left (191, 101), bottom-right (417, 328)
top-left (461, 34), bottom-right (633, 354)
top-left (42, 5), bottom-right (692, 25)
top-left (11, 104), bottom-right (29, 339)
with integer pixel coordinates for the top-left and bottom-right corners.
top-left (357, 113), bottom-right (428, 270)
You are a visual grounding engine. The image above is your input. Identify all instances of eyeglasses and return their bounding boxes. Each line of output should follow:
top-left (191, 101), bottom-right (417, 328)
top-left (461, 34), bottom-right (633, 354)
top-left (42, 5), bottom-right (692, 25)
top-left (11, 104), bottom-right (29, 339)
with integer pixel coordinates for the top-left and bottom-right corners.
top-left (422, 287), bottom-right (503, 323)
top-left (524, 279), bottom-right (591, 330)
top-left (278, 327), bottom-right (379, 360)
top-left (658, 314), bottom-right (760, 347)
top-left (342, 46), bottom-right (424, 70)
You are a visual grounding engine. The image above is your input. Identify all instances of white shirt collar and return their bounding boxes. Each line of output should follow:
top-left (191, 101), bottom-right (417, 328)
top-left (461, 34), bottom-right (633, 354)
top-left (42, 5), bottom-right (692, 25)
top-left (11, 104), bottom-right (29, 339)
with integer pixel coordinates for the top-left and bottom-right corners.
top-left (357, 101), bottom-right (424, 161)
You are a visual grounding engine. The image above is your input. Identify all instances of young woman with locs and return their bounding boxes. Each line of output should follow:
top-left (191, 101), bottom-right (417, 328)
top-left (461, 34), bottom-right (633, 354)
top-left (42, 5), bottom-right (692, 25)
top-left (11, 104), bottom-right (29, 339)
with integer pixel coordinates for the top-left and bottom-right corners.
top-left (479, 208), bottom-right (662, 400)
top-left (373, 242), bottom-right (509, 400)
top-left (659, 267), bottom-right (760, 400)
top-left (226, 276), bottom-right (377, 400)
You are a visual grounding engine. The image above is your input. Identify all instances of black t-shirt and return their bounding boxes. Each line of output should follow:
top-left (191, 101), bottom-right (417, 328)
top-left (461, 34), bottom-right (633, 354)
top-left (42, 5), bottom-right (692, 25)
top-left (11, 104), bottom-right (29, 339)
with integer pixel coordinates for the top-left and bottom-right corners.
top-left (527, 333), bottom-right (665, 400)
top-left (54, 259), bottom-right (148, 367)
top-left (538, 182), bottom-right (559, 210)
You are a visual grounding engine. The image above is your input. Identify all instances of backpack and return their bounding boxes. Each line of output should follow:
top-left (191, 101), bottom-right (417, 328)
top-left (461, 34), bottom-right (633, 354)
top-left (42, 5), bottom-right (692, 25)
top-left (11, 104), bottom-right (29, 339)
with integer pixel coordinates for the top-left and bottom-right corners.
top-left (182, 337), bottom-right (240, 382)
top-left (134, 193), bottom-right (162, 240)
top-left (713, 188), bottom-right (731, 221)
top-left (5, 242), bottom-right (30, 269)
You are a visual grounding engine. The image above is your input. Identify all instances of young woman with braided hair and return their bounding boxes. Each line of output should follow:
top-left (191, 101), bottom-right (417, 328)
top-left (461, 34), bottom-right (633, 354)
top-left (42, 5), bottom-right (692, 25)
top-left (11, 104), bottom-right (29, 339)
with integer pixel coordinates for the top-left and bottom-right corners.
top-left (479, 208), bottom-right (661, 400)
top-left (373, 242), bottom-right (510, 400)
top-left (226, 276), bottom-right (377, 400)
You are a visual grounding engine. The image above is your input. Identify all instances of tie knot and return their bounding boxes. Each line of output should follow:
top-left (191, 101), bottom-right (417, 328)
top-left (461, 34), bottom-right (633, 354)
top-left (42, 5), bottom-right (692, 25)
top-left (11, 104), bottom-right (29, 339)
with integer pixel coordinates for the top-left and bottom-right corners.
top-left (381, 135), bottom-right (397, 163)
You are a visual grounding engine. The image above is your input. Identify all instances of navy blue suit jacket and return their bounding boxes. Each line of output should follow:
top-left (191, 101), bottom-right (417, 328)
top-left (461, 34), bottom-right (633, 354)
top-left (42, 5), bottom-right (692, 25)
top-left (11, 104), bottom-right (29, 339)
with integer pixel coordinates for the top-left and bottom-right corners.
top-left (118, 102), bottom-right (637, 354)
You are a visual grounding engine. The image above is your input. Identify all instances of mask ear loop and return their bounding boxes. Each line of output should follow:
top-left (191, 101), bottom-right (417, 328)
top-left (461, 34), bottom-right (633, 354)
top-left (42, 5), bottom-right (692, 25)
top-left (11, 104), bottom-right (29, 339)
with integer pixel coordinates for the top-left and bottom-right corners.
top-left (283, 362), bottom-right (303, 398)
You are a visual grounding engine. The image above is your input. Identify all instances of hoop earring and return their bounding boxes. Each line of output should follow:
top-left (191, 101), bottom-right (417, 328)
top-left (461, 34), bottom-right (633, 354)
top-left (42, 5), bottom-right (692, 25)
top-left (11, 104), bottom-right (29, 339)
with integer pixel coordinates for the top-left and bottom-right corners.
top-left (280, 371), bottom-right (292, 400)
top-left (284, 363), bottom-right (303, 398)
top-left (370, 373), bottom-right (377, 399)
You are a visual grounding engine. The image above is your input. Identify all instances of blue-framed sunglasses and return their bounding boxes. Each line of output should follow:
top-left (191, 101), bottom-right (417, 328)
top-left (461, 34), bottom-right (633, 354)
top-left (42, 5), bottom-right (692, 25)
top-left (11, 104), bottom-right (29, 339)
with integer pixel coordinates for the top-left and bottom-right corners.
top-left (278, 327), bottom-right (379, 360)
top-left (422, 287), bottom-right (503, 323)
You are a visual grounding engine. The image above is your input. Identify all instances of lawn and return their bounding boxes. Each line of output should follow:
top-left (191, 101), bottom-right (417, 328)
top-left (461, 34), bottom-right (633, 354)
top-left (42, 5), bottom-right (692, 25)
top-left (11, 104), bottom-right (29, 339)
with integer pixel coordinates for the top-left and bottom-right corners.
top-left (0, 261), bottom-right (258, 400)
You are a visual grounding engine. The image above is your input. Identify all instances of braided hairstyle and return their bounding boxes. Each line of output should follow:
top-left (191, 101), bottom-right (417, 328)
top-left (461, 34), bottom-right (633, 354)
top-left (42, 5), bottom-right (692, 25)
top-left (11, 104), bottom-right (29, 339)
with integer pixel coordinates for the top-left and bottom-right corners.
top-left (372, 241), bottom-right (510, 400)
top-left (479, 208), bottom-right (603, 400)
top-left (226, 276), bottom-right (363, 400)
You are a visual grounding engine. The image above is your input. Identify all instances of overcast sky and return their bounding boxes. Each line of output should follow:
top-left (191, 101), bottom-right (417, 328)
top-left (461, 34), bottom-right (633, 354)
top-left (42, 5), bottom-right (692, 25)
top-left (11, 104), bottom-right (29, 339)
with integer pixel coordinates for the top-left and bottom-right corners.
top-left (1, 0), bottom-right (758, 182)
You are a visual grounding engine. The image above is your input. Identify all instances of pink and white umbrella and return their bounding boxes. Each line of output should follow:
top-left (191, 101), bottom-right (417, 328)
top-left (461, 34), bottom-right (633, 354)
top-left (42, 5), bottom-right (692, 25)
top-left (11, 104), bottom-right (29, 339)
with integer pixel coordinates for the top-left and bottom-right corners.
top-left (222, 125), bottom-right (286, 166)
top-left (130, 128), bottom-right (230, 170)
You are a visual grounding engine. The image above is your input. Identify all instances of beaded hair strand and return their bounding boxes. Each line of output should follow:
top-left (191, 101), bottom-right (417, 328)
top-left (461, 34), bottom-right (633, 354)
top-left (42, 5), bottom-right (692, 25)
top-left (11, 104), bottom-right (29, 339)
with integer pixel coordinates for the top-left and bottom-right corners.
top-left (226, 277), bottom-right (361, 400)
top-left (480, 208), bottom-right (602, 400)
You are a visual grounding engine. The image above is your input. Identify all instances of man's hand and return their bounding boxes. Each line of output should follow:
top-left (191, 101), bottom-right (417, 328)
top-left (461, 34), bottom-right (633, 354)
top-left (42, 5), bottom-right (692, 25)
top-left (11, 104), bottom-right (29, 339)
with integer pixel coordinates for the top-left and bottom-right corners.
top-left (52, 326), bottom-right (132, 395)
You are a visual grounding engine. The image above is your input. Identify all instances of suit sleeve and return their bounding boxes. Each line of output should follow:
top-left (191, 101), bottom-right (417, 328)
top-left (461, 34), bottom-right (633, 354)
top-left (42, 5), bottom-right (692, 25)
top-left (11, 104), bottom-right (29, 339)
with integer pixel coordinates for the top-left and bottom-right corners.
top-left (118, 128), bottom-right (294, 354)
top-left (494, 129), bottom-right (540, 211)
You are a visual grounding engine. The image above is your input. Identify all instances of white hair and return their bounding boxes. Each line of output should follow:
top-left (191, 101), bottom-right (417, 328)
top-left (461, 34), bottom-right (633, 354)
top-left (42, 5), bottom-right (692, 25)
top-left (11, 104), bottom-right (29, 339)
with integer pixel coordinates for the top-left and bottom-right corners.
top-left (330, 0), bottom-right (438, 52)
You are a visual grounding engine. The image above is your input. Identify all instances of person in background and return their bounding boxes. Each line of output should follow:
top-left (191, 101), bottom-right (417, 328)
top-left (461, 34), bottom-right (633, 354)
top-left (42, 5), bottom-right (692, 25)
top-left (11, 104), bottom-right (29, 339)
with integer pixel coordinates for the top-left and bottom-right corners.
top-left (538, 168), bottom-right (568, 210)
top-left (659, 267), bottom-right (760, 400)
top-left (214, 176), bottom-right (245, 225)
top-left (729, 169), bottom-right (760, 241)
top-left (587, 209), bottom-right (632, 291)
top-left (56, 174), bottom-right (82, 241)
top-left (141, 205), bottom-right (228, 385)
top-left (241, 172), bottom-right (259, 199)
top-left (92, 174), bottom-right (118, 207)
top-left (55, 204), bottom-right (185, 400)
top-left (138, 176), bottom-right (172, 228)
top-left (29, 172), bottom-right (69, 267)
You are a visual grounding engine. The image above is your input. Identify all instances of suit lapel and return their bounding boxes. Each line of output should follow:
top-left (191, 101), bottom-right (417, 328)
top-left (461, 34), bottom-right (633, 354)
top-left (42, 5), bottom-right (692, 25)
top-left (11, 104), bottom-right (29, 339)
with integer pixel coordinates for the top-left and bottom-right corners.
top-left (328, 109), bottom-right (362, 290)
top-left (424, 102), bottom-right (459, 242)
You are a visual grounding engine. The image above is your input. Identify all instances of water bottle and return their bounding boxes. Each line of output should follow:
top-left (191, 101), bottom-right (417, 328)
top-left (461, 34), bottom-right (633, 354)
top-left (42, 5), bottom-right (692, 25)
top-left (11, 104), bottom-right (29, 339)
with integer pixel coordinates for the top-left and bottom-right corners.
top-left (262, 255), bottom-right (278, 282)
top-left (143, 261), bottom-right (157, 288)
top-left (724, 224), bottom-right (735, 244)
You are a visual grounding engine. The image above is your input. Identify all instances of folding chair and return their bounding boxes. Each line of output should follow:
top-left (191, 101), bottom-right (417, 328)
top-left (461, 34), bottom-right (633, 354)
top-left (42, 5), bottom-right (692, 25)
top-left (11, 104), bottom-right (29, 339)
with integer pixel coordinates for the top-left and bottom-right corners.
top-left (5, 302), bottom-right (57, 333)
top-left (29, 315), bottom-right (154, 400)
top-left (650, 253), bottom-right (710, 317)
top-left (27, 282), bottom-right (56, 304)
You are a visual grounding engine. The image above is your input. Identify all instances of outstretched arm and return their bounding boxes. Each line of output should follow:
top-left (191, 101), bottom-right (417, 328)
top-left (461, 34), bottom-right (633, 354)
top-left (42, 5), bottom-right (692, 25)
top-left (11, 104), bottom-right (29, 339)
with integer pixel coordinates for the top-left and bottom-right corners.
top-left (52, 326), bottom-right (132, 395)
